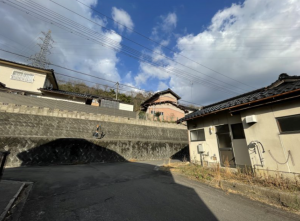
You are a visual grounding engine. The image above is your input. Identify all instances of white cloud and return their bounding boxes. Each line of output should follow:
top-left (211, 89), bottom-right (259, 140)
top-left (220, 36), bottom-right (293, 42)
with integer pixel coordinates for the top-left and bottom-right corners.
top-left (138, 0), bottom-right (300, 106)
top-left (161, 12), bottom-right (177, 32)
top-left (0, 0), bottom-right (122, 87)
top-left (111, 7), bottom-right (134, 33)
top-left (171, 0), bottom-right (300, 105)
top-left (151, 12), bottom-right (177, 40)
top-left (134, 62), bottom-right (171, 86)
top-left (135, 11), bottom-right (178, 87)
top-left (157, 81), bottom-right (169, 91)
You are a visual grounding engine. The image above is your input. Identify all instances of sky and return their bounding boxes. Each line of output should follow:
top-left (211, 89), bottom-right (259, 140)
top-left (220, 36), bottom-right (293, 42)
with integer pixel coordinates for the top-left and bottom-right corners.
top-left (0, 0), bottom-right (300, 107)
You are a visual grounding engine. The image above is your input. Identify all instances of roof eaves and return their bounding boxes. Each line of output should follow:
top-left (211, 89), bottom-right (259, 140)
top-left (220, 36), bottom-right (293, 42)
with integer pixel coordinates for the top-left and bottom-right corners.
top-left (177, 85), bottom-right (300, 124)
top-left (0, 58), bottom-right (53, 72)
top-left (0, 82), bottom-right (6, 88)
top-left (40, 88), bottom-right (93, 99)
top-left (144, 100), bottom-right (188, 112)
top-left (141, 88), bottom-right (181, 107)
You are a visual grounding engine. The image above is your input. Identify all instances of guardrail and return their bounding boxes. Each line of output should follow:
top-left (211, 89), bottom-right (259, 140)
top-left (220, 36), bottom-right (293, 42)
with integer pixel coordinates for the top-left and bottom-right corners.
top-left (0, 151), bottom-right (10, 181)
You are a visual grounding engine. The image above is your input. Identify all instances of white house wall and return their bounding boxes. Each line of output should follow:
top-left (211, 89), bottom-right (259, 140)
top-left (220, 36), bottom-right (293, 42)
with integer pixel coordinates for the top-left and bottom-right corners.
top-left (119, 103), bottom-right (134, 111)
top-left (0, 65), bottom-right (47, 93)
top-left (241, 99), bottom-right (300, 174)
top-left (188, 112), bottom-right (251, 167)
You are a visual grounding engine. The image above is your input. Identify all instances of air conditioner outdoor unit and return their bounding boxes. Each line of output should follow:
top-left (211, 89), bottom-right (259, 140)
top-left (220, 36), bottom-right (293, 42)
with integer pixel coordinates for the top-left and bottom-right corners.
top-left (245, 115), bottom-right (257, 124)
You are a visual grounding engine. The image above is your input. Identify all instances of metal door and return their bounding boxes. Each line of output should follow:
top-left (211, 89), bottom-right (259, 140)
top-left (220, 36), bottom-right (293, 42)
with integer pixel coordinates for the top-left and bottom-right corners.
top-left (216, 124), bottom-right (236, 167)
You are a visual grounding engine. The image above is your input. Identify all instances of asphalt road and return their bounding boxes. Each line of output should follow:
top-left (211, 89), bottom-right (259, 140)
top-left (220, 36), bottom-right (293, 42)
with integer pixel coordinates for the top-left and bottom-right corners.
top-left (3, 160), bottom-right (300, 221)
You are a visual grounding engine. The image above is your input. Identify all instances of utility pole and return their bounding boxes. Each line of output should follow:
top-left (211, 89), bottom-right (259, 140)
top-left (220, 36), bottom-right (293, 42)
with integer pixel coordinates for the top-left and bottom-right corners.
top-left (29, 30), bottom-right (54, 68)
top-left (115, 82), bottom-right (119, 100)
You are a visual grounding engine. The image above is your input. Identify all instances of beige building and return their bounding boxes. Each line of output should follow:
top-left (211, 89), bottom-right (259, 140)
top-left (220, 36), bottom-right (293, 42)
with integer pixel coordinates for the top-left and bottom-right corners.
top-left (0, 58), bottom-right (94, 104)
top-left (178, 74), bottom-right (300, 175)
top-left (141, 88), bottom-right (197, 122)
top-left (0, 58), bottom-right (58, 94)
top-left (0, 58), bottom-right (134, 111)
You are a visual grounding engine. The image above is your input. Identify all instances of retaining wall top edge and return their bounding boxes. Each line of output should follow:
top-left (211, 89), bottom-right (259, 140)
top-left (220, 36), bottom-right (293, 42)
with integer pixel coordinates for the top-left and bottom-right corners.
top-left (0, 102), bottom-right (186, 129)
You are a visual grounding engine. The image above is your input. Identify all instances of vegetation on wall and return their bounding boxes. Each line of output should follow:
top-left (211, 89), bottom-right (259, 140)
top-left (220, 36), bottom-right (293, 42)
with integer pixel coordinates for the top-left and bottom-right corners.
top-left (58, 81), bottom-right (153, 111)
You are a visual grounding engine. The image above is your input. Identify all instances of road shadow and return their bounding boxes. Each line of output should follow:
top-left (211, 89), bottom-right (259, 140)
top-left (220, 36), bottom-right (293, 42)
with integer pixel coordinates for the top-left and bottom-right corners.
top-left (3, 162), bottom-right (219, 220)
top-left (17, 138), bottom-right (127, 166)
top-left (170, 145), bottom-right (190, 161)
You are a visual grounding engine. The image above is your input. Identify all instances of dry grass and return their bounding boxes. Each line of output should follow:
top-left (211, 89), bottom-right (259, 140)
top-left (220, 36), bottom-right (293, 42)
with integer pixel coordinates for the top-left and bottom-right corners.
top-left (163, 162), bottom-right (300, 192)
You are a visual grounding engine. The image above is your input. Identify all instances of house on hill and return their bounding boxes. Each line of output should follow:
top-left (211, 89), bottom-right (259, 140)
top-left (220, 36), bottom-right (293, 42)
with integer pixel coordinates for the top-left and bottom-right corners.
top-left (0, 58), bottom-right (58, 95)
top-left (178, 73), bottom-right (300, 175)
top-left (141, 88), bottom-right (197, 121)
top-left (0, 58), bottom-right (133, 111)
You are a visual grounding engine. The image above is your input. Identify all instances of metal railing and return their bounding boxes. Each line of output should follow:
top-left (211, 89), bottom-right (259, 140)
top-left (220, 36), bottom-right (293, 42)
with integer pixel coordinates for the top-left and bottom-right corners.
top-left (0, 151), bottom-right (10, 181)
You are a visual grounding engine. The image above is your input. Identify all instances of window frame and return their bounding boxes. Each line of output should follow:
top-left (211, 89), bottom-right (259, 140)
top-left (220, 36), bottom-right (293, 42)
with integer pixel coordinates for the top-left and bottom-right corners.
top-left (276, 114), bottom-right (300, 134)
top-left (230, 123), bottom-right (246, 139)
top-left (190, 128), bottom-right (206, 142)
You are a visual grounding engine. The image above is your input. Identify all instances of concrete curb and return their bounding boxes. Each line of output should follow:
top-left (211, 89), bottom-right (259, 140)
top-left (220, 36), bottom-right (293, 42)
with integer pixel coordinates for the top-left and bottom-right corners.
top-left (0, 182), bottom-right (26, 221)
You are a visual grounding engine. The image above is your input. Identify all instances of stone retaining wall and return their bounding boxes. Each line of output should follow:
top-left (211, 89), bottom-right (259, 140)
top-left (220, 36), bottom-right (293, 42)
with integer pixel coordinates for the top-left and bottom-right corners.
top-left (0, 137), bottom-right (188, 167)
top-left (0, 112), bottom-right (187, 141)
top-left (0, 111), bottom-right (188, 167)
top-left (0, 103), bottom-right (186, 129)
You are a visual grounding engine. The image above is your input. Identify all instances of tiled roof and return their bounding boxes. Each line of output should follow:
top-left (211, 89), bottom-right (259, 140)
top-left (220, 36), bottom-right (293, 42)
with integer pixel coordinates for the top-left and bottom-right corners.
top-left (141, 88), bottom-right (181, 106)
top-left (143, 100), bottom-right (189, 112)
top-left (178, 104), bottom-right (198, 112)
top-left (0, 58), bottom-right (53, 72)
top-left (0, 82), bottom-right (6, 88)
top-left (177, 74), bottom-right (300, 123)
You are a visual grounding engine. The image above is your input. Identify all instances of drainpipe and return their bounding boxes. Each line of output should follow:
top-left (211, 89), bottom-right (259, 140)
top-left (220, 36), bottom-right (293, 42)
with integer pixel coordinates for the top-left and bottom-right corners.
top-left (200, 153), bottom-right (203, 167)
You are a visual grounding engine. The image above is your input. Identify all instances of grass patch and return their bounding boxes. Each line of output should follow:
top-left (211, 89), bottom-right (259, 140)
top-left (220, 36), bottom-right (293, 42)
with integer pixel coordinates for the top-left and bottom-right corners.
top-left (163, 162), bottom-right (300, 192)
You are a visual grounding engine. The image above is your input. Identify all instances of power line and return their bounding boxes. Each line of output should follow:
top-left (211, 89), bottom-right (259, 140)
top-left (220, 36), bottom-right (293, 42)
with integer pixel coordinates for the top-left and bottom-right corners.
top-left (56, 74), bottom-right (132, 94)
top-left (29, 30), bottom-right (54, 68)
top-left (57, 73), bottom-right (202, 106)
top-left (74, 0), bottom-right (255, 89)
top-left (57, 74), bottom-right (202, 106)
top-left (0, 48), bottom-right (204, 106)
top-left (3, 0), bottom-right (247, 95)
top-left (25, 0), bottom-right (250, 93)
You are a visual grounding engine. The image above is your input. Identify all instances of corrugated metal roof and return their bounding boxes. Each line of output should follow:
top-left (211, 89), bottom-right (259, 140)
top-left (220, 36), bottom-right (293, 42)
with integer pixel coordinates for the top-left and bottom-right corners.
top-left (177, 74), bottom-right (300, 123)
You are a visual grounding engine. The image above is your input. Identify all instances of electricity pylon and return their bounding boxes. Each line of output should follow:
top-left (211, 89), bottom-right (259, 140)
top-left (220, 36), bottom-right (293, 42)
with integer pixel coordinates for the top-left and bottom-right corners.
top-left (29, 30), bottom-right (54, 69)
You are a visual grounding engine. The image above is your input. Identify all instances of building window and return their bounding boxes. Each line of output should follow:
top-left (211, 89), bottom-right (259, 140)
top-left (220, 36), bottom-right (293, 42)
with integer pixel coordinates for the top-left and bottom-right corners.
top-left (11, 71), bottom-right (34, 83)
top-left (277, 114), bottom-right (300, 133)
top-left (231, 123), bottom-right (245, 139)
top-left (190, 129), bottom-right (205, 141)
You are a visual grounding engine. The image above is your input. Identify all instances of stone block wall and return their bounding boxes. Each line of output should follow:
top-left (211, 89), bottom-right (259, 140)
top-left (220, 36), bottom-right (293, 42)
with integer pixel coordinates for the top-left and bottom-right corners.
top-left (0, 112), bottom-right (187, 141)
top-left (0, 112), bottom-right (189, 167)
top-left (0, 102), bottom-right (186, 130)
top-left (0, 138), bottom-right (188, 167)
